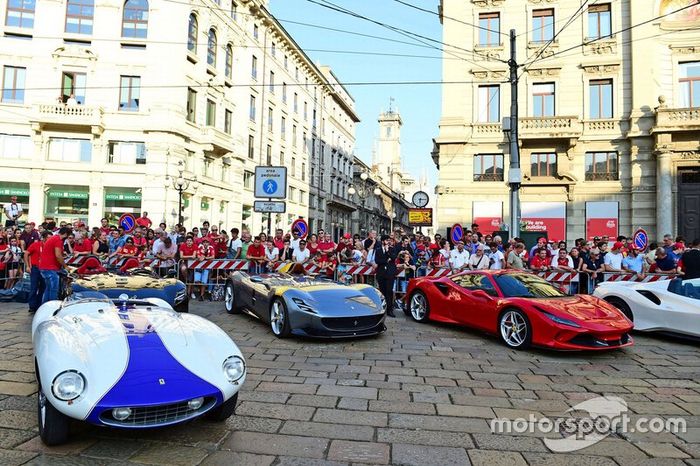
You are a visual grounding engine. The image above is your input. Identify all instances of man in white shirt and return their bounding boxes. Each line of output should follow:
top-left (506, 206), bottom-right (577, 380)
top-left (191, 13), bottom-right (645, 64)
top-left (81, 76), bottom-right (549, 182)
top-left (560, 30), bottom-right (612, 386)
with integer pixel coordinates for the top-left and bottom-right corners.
top-left (604, 242), bottom-right (624, 272)
top-left (228, 228), bottom-right (242, 259)
top-left (292, 240), bottom-right (310, 264)
top-left (449, 241), bottom-right (470, 270)
top-left (4, 196), bottom-right (23, 227)
top-left (264, 240), bottom-right (280, 262)
top-left (487, 242), bottom-right (505, 270)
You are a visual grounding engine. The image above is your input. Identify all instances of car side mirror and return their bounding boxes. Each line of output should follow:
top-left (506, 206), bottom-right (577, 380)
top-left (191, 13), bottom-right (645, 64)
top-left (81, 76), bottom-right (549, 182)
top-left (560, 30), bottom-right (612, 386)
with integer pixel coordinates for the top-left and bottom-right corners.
top-left (472, 290), bottom-right (494, 300)
top-left (250, 276), bottom-right (263, 284)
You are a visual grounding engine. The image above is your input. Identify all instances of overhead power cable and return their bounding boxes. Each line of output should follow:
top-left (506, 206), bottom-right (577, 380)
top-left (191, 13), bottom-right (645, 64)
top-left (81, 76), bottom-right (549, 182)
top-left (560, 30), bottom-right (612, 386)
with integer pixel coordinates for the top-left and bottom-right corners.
top-left (392, 0), bottom-right (509, 37)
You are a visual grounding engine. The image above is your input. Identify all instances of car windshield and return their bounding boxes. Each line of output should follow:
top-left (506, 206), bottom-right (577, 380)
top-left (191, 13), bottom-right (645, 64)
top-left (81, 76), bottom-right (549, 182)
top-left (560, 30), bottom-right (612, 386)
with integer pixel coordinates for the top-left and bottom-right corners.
top-left (62, 291), bottom-right (112, 307)
top-left (495, 273), bottom-right (567, 298)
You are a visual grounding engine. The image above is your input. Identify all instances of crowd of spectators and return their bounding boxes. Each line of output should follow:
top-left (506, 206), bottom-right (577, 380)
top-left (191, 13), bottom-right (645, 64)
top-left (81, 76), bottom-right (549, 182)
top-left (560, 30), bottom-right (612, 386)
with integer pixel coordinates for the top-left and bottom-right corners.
top-left (2, 212), bottom-right (699, 315)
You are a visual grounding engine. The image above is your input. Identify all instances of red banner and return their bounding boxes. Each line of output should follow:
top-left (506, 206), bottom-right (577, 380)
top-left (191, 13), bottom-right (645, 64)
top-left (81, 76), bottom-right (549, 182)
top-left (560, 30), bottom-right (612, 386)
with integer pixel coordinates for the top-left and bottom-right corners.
top-left (473, 217), bottom-right (502, 235)
top-left (586, 218), bottom-right (618, 241)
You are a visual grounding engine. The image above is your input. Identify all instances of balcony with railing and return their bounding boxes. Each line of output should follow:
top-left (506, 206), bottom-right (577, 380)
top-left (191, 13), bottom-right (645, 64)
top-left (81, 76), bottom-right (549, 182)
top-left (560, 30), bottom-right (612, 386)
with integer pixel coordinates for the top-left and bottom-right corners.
top-left (201, 126), bottom-right (234, 156)
top-left (519, 116), bottom-right (582, 140)
top-left (32, 103), bottom-right (104, 132)
top-left (655, 107), bottom-right (700, 131)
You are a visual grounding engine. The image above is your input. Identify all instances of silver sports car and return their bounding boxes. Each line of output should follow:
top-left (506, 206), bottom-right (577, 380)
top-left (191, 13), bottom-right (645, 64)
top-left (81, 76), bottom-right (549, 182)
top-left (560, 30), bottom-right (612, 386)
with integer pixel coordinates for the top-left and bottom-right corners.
top-left (223, 272), bottom-right (386, 338)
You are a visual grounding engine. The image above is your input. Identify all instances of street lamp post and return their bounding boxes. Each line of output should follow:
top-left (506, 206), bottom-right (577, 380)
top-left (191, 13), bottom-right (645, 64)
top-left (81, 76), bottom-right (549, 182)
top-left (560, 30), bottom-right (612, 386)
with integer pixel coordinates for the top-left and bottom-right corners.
top-left (170, 161), bottom-right (199, 227)
top-left (348, 172), bottom-right (382, 234)
top-left (389, 211), bottom-right (396, 233)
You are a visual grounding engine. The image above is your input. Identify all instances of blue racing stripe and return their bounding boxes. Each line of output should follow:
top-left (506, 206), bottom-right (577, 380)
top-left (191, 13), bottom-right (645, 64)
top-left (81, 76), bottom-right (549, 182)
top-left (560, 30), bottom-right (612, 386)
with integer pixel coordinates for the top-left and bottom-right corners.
top-left (85, 307), bottom-right (222, 425)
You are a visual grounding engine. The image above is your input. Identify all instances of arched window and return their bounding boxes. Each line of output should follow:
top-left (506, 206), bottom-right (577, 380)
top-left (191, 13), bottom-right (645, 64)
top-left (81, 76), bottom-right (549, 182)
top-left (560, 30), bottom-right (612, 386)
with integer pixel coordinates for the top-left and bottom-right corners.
top-left (65, 0), bottom-right (94, 35)
top-left (122, 0), bottom-right (148, 38)
top-left (207, 28), bottom-right (217, 66)
top-left (225, 44), bottom-right (233, 79)
top-left (5, 0), bottom-right (36, 28)
top-left (187, 13), bottom-right (198, 52)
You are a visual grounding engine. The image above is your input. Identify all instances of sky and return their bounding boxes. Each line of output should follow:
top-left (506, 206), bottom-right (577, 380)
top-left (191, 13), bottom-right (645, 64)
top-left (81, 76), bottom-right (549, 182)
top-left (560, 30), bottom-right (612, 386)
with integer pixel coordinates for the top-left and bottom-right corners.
top-left (268, 0), bottom-right (442, 189)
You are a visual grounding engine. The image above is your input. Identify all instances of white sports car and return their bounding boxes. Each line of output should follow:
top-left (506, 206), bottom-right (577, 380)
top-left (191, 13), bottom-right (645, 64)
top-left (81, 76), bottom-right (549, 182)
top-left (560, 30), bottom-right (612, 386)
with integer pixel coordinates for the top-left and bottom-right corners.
top-left (32, 292), bottom-right (246, 446)
top-left (594, 278), bottom-right (700, 338)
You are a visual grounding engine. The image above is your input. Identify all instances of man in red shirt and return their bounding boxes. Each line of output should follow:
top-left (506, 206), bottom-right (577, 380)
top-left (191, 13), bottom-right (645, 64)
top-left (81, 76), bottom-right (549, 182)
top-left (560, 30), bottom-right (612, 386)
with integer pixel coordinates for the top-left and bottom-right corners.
top-left (72, 234), bottom-right (93, 256)
top-left (178, 236), bottom-right (197, 294)
top-left (246, 236), bottom-right (267, 273)
top-left (530, 248), bottom-right (550, 271)
top-left (194, 238), bottom-right (215, 301)
top-left (273, 229), bottom-right (285, 251)
top-left (39, 227), bottom-right (71, 304)
top-left (99, 218), bottom-right (112, 236)
top-left (135, 211), bottom-right (152, 229)
top-left (26, 231), bottom-right (51, 312)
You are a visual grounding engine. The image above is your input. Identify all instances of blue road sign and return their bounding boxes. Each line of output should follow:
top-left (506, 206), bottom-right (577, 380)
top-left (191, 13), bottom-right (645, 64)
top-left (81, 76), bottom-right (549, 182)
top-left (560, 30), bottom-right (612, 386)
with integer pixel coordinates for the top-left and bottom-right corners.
top-left (254, 166), bottom-right (287, 199)
top-left (119, 213), bottom-right (136, 233)
top-left (633, 228), bottom-right (649, 251)
top-left (451, 223), bottom-right (463, 244)
top-left (292, 218), bottom-right (308, 239)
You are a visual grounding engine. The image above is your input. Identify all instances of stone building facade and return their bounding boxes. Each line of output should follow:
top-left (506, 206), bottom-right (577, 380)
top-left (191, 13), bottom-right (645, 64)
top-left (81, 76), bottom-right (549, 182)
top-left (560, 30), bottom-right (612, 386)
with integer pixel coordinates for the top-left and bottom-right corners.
top-left (434, 0), bottom-right (700, 242)
top-left (0, 0), bottom-right (358, 234)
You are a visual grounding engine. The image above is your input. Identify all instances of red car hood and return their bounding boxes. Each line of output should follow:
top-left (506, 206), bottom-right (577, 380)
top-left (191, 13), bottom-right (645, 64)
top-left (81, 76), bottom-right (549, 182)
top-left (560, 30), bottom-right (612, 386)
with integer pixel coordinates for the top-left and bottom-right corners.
top-left (526, 295), bottom-right (626, 323)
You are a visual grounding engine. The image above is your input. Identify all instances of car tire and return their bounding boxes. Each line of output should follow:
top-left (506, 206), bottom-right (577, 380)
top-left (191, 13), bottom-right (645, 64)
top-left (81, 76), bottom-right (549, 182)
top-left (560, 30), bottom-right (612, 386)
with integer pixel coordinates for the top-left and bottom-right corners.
top-left (207, 393), bottom-right (238, 422)
top-left (37, 389), bottom-right (70, 446)
top-left (605, 297), bottom-right (633, 322)
top-left (270, 299), bottom-right (291, 338)
top-left (224, 282), bottom-right (240, 314)
top-left (175, 300), bottom-right (189, 313)
top-left (408, 291), bottom-right (430, 322)
top-left (498, 309), bottom-right (532, 350)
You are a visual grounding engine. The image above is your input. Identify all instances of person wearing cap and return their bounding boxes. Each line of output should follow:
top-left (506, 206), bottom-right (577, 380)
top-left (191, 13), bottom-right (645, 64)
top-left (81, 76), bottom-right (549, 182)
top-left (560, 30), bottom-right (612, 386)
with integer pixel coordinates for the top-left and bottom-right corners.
top-left (604, 242), bottom-right (625, 272)
top-left (670, 242), bottom-right (685, 262)
top-left (449, 241), bottom-right (470, 271)
top-left (4, 195), bottom-right (23, 227)
top-left (622, 245), bottom-right (645, 274)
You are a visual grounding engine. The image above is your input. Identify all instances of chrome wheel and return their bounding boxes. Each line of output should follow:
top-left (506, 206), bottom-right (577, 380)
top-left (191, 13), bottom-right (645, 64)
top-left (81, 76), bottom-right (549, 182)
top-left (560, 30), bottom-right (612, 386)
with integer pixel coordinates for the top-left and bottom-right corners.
top-left (38, 391), bottom-right (46, 428)
top-left (271, 301), bottom-right (285, 335)
top-left (224, 284), bottom-right (234, 313)
top-left (409, 292), bottom-right (428, 322)
top-left (500, 310), bottom-right (529, 348)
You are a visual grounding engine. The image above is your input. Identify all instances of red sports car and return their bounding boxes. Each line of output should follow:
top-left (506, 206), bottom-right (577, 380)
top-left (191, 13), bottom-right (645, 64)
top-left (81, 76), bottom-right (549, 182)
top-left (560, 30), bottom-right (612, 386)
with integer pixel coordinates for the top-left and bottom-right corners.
top-left (405, 270), bottom-right (633, 350)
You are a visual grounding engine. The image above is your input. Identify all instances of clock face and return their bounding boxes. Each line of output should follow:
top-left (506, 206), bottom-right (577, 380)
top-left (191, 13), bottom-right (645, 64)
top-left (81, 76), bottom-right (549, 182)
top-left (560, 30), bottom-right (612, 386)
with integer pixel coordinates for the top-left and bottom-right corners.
top-left (412, 191), bottom-right (429, 208)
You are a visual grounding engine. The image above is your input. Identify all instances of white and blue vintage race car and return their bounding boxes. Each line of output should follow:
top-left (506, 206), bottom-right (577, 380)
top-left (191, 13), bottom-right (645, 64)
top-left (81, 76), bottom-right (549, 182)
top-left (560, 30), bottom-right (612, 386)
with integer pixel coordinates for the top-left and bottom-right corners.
top-left (32, 292), bottom-right (246, 445)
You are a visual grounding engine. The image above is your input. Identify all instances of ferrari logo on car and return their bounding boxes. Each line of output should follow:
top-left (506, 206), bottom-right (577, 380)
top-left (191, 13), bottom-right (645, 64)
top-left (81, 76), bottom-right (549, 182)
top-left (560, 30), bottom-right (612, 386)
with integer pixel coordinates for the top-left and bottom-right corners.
top-left (353, 320), bottom-right (358, 326)
top-left (159, 378), bottom-right (166, 385)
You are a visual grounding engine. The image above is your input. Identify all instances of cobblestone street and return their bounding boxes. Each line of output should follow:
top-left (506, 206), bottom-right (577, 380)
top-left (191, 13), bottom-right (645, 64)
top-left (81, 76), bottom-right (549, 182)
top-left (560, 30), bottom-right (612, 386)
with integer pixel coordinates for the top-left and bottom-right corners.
top-left (1, 300), bottom-right (699, 465)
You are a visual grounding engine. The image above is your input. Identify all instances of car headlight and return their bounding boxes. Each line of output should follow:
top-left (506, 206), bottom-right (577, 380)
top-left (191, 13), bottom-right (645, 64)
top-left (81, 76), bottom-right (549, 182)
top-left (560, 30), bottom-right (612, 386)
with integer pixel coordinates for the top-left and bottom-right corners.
top-left (542, 311), bottom-right (581, 328)
top-left (292, 297), bottom-right (316, 314)
top-left (380, 295), bottom-right (387, 312)
top-left (222, 356), bottom-right (245, 383)
top-left (52, 370), bottom-right (86, 401)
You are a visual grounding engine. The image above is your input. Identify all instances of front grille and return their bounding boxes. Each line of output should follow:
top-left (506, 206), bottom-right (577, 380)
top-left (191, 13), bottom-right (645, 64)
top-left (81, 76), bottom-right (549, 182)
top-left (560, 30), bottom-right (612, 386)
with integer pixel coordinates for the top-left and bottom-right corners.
top-left (321, 315), bottom-right (383, 331)
top-left (569, 333), bottom-right (630, 348)
top-left (99, 396), bottom-right (217, 427)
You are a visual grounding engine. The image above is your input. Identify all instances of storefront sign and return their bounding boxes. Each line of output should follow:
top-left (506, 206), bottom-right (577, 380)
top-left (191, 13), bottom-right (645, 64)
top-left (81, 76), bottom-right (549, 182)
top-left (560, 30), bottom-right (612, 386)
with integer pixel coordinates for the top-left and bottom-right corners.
top-left (472, 201), bottom-right (503, 235)
top-left (408, 208), bottom-right (433, 226)
top-left (521, 202), bottom-right (566, 241)
top-left (105, 192), bottom-right (142, 201)
top-left (0, 187), bottom-right (29, 196)
top-left (585, 201), bottom-right (619, 241)
top-left (47, 190), bottom-right (89, 199)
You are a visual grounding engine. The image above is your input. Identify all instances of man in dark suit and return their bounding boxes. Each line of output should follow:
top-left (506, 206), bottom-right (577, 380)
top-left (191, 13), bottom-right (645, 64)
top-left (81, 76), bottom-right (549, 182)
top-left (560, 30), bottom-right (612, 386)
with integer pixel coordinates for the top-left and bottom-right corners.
top-left (375, 234), bottom-right (397, 317)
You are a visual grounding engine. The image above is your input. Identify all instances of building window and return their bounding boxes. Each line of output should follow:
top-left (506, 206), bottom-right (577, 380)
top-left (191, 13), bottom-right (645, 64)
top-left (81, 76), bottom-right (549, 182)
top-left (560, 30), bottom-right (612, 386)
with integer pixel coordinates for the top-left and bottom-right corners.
top-left (61, 71), bottom-right (86, 104)
top-left (532, 9), bottom-right (554, 43)
top-left (281, 116), bottom-right (286, 139)
top-left (282, 83), bottom-right (287, 103)
top-left (280, 151), bottom-right (285, 165)
top-left (48, 138), bottom-right (92, 162)
top-left (202, 157), bottom-right (212, 177)
top-left (679, 61), bottom-right (700, 108)
top-left (269, 70), bottom-right (275, 93)
top-left (292, 124), bottom-right (297, 146)
top-left (474, 154), bottom-right (503, 181)
top-left (65, 0), bottom-right (94, 34)
top-left (266, 144), bottom-right (272, 165)
top-left (206, 99), bottom-right (216, 126)
top-left (589, 79), bottom-right (613, 119)
top-left (243, 170), bottom-right (254, 189)
top-left (119, 76), bottom-right (140, 111)
top-left (291, 156), bottom-right (296, 177)
top-left (224, 109), bottom-right (232, 134)
top-left (5, 0), bottom-right (35, 28)
top-left (585, 152), bottom-right (618, 181)
top-left (207, 28), bottom-right (217, 66)
top-left (293, 93), bottom-right (298, 113)
top-left (301, 162), bottom-right (306, 181)
top-left (284, 55), bottom-right (288, 69)
top-left (187, 88), bottom-right (196, 123)
top-left (251, 55), bottom-right (257, 79)
top-left (478, 84), bottom-right (500, 122)
top-left (478, 12), bottom-right (500, 46)
top-left (303, 101), bottom-right (308, 120)
top-left (122, 0), bottom-right (148, 39)
top-left (249, 95), bottom-right (256, 120)
top-left (267, 107), bottom-right (273, 131)
top-left (108, 141), bottom-right (146, 164)
top-left (253, 24), bottom-right (259, 40)
top-left (588, 4), bottom-right (611, 40)
top-left (2, 66), bottom-right (25, 104)
top-left (530, 153), bottom-right (557, 177)
top-left (187, 13), bottom-right (197, 52)
top-left (225, 44), bottom-right (233, 79)
top-left (247, 135), bottom-right (254, 159)
top-left (271, 41), bottom-right (276, 57)
top-left (532, 82), bottom-right (554, 117)
top-left (0, 134), bottom-right (32, 159)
